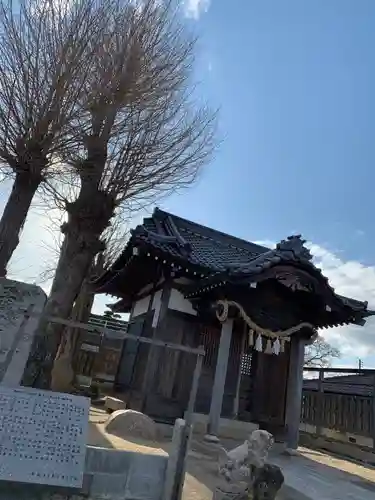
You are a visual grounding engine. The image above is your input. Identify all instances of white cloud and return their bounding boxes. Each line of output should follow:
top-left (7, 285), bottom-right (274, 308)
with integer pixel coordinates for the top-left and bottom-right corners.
top-left (183, 0), bottom-right (210, 19)
top-left (256, 239), bottom-right (375, 359)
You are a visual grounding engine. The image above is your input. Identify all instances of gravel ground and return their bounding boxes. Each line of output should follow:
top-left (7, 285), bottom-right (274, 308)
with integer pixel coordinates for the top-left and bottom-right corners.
top-left (88, 407), bottom-right (214, 500)
top-left (87, 407), bottom-right (375, 500)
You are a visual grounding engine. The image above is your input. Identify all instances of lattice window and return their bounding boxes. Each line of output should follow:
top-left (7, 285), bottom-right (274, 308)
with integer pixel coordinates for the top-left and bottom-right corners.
top-left (241, 352), bottom-right (253, 376)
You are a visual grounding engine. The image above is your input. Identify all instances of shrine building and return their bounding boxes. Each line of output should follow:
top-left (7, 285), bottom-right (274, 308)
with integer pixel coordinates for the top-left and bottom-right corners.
top-left (93, 208), bottom-right (374, 447)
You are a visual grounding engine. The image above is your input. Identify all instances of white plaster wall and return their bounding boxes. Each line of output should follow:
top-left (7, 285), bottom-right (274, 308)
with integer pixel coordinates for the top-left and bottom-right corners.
top-left (131, 286), bottom-right (196, 319)
top-left (131, 295), bottom-right (151, 318)
top-left (152, 290), bottom-right (162, 311)
top-left (152, 290), bottom-right (163, 327)
top-left (168, 289), bottom-right (197, 316)
top-left (130, 289), bottom-right (163, 320)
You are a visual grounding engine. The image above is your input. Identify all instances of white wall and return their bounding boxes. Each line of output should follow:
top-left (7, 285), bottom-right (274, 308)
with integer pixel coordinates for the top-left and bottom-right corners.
top-left (152, 290), bottom-right (162, 311)
top-left (168, 288), bottom-right (197, 316)
top-left (130, 285), bottom-right (197, 319)
top-left (131, 295), bottom-right (151, 317)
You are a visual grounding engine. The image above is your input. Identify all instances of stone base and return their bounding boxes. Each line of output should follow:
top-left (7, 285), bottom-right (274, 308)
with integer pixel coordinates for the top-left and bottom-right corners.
top-left (204, 434), bottom-right (220, 444)
top-left (185, 412), bottom-right (259, 441)
top-left (282, 448), bottom-right (300, 457)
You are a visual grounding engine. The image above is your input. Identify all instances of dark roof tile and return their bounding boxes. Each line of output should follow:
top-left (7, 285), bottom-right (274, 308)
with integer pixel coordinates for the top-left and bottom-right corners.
top-left (132, 208), bottom-right (268, 272)
top-left (95, 209), bottom-right (374, 320)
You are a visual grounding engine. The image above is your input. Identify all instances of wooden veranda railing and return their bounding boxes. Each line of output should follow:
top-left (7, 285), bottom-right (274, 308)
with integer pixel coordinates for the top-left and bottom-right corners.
top-left (301, 367), bottom-right (375, 449)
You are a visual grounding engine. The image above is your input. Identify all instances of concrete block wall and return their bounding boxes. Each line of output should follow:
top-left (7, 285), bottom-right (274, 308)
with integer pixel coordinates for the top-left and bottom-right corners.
top-left (163, 418), bottom-right (187, 500)
top-left (84, 446), bottom-right (168, 499)
top-left (0, 446), bottom-right (168, 500)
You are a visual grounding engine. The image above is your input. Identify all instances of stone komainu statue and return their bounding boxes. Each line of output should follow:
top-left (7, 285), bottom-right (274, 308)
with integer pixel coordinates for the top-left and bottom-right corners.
top-left (214, 430), bottom-right (284, 500)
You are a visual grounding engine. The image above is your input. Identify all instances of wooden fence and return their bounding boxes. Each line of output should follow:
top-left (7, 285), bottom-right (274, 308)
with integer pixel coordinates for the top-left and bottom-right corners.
top-left (301, 367), bottom-right (375, 447)
top-left (74, 314), bottom-right (128, 385)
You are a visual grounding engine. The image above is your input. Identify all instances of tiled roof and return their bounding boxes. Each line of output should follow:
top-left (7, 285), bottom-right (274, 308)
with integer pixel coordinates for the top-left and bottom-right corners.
top-left (94, 208), bottom-right (374, 320)
top-left (131, 208), bottom-right (269, 272)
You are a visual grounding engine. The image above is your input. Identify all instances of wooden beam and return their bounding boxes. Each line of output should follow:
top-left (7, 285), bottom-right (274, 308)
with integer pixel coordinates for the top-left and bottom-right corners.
top-left (23, 312), bottom-right (205, 355)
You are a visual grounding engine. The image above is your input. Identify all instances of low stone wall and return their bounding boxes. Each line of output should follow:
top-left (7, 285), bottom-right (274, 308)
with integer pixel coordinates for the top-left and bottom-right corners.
top-left (0, 446), bottom-right (169, 499)
top-left (300, 422), bottom-right (373, 449)
top-left (299, 430), bottom-right (375, 466)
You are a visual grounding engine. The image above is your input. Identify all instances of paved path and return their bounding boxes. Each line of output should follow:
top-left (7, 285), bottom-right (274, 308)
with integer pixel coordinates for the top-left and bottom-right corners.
top-left (272, 448), bottom-right (375, 500)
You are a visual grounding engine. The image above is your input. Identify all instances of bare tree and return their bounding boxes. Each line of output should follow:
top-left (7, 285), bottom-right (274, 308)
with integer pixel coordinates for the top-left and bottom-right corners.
top-left (0, 0), bottom-right (106, 275)
top-left (304, 335), bottom-right (341, 368)
top-left (23, 0), bottom-right (216, 389)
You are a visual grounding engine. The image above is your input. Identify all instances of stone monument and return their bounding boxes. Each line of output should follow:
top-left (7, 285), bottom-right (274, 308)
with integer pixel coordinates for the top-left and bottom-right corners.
top-left (0, 278), bottom-right (91, 497)
top-left (214, 430), bottom-right (284, 500)
top-left (0, 278), bottom-right (46, 387)
top-left (0, 385), bottom-right (90, 489)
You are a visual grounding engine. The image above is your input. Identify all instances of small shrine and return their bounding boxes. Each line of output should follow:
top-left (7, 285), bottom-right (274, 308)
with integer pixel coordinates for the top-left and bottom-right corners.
top-left (94, 208), bottom-right (374, 447)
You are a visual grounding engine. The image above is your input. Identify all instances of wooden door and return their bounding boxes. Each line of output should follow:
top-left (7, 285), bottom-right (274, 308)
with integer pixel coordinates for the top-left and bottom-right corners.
top-left (115, 318), bottom-right (145, 389)
top-left (251, 344), bottom-right (290, 427)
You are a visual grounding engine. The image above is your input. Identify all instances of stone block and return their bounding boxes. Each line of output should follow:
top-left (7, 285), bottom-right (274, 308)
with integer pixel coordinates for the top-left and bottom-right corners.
top-left (163, 419), bottom-right (186, 500)
top-left (104, 395), bottom-right (127, 412)
top-left (104, 409), bottom-right (158, 441)
top-left (0, 278), bottom-right (46, 387)
top-left (85, 446), bottom-right (168, 500)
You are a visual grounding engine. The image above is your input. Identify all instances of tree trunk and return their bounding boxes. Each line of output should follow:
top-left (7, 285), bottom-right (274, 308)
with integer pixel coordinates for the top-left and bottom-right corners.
top-left (22, 230), bottom-right (99, 389)
top-left (0, 172), bottom-right (41, 276)
top-left (51, 273), bottom-right (96, 392)
top-left (21, 183), bottom-right (115, 389)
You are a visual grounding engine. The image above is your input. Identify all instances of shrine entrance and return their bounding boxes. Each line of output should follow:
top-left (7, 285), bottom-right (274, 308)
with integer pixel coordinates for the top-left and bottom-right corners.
top-left (196, 317), bottom-right (292, 439)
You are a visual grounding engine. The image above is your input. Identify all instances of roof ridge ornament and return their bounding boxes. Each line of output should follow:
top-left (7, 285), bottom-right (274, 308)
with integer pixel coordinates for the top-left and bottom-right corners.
top-left (276, 235), bottom-right (313, 261)
top-left (131, 225), bottom-right (177, 244)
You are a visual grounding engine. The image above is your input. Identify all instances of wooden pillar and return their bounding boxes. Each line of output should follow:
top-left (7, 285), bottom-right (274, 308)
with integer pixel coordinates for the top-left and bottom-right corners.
top-left (207, 318), bottom-right (234, 439)
top-left (285, 336), bottom-right (305, 450)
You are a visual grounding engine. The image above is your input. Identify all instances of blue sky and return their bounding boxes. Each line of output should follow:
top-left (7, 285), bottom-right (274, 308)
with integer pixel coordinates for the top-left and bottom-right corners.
top-left (2, 0), bottom-right (375, 368)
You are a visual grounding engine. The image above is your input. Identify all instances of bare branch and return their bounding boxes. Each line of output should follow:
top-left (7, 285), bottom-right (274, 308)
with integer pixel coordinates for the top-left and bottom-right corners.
top-left (0, 0), bottom-right (116, 273)
top-left (24, 0), bottom-right (218, 389)
top-left (0, 0), bottom-right (109, 173)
